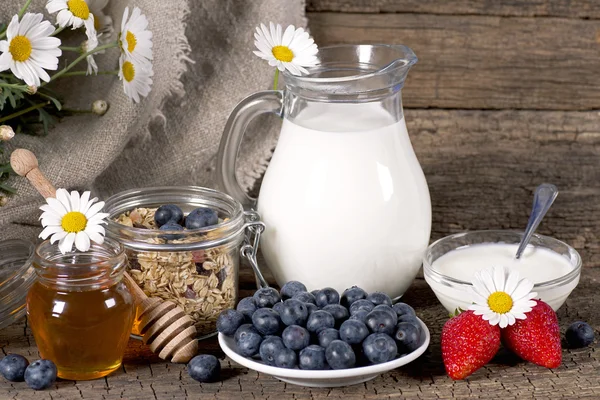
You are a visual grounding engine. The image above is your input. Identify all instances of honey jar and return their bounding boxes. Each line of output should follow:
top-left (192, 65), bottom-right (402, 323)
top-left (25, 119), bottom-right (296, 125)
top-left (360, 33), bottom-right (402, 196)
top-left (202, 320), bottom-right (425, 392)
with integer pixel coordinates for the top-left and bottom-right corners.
top-left (27, 238), bottom-right (134, 380)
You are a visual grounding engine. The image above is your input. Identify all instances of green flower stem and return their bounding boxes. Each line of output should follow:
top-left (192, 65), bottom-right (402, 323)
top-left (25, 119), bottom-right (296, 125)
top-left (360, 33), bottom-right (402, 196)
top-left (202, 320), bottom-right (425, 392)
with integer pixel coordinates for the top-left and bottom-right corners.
top-left (0, 82), bottom-right (28, 91)
top-left (44, 42), bottom-right (119, 86)
top-left (273, 69), bottom-right (280, 90)
top-left (51, 25), bottom-right (66, 37)
top-left (60, 46), bottom-right (81, 52)
top-left (52, 70), bottom-right (119, 79)
top-left (17, 0), bottom-right (32, 19)
top-left (0, 0), bottom-right (32, 40)
top-left (0, 102), bottom-right (48, 124)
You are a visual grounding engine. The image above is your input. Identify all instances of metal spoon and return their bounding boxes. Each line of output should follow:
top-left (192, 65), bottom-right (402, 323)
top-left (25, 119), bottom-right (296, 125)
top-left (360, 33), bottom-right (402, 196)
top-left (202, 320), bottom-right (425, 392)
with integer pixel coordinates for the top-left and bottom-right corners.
top-left (515, 183), bottom-right (559, 259)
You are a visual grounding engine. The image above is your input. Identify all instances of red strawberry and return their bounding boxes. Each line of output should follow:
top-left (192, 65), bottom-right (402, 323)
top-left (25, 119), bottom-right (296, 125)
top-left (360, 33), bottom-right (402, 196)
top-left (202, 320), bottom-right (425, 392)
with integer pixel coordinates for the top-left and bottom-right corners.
top-left (441, 310), bottom-right (501, 380)
top-left (501, 299), bottom-right (561, 368)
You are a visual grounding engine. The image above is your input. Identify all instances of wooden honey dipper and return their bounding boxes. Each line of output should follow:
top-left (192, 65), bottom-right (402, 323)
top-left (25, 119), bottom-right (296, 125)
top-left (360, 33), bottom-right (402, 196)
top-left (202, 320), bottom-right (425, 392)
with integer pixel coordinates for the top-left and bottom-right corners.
top-left (10, 148), bottom-right (199, 363)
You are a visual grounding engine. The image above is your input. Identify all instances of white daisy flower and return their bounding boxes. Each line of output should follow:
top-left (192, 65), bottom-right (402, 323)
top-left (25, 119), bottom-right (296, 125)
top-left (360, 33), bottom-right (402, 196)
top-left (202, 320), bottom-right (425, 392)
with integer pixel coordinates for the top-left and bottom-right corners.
top-left (119, 7), bottom-right (153, 64)
top-left (39, 188), bottom-right (109, 254)
top-left (82, 25), bottom-right (98, 75)
top-left (468, 266), bottom-right (538, 329)
top-left (253, 22), bottom-right (318, 76)
top-left (87, 0), bottom-right (113, 38)
top-left (46, 0), bottom-right (96, 33)
top-left (0, 13), bottom-right (62, 87)
top-left (118, 55), bottom-right (153, 103)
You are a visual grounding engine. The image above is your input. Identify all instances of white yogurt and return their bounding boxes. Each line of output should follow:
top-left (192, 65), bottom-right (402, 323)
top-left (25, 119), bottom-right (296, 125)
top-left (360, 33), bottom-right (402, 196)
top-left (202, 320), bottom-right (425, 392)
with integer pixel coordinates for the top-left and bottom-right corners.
top-left (257, 103), bottom-right (431, 298)
top-left (432, 243), bottom-right (573, 283)
top-left (427, 242), bottom-right (578, 312)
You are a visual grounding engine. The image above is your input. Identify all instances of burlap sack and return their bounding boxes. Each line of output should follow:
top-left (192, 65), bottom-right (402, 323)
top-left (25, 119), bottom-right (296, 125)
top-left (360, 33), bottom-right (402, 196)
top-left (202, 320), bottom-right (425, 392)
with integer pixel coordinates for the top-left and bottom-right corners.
top-left (0, 0), bottom-right (306, 241)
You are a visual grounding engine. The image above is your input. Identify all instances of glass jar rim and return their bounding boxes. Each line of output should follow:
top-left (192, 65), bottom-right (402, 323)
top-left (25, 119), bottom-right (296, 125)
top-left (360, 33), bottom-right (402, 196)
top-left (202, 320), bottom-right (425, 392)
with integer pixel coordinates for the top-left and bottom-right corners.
top-left (34, 237), bottom-right (125, 269)
top-left (423, 230), bottom-right (582, 289)
top-left (104, 186), bottom-right (247, 251)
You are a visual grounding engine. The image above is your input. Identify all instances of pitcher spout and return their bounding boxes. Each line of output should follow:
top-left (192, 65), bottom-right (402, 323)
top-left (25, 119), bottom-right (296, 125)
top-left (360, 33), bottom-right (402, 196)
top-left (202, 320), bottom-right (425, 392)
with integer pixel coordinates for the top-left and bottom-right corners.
top-left (282, 44), bottom-right (418, 101)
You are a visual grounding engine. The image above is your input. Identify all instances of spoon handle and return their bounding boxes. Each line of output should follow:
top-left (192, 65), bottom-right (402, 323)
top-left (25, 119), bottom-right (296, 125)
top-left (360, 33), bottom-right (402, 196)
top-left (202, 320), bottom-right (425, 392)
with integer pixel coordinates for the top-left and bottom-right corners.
top-left (515, 183), bottom-right (559, 259)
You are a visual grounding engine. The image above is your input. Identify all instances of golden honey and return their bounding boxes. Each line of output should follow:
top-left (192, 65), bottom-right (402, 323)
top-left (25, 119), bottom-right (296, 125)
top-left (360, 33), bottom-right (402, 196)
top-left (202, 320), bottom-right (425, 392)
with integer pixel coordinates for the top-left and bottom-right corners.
top-left (28, 239), bottom-right (134, 380)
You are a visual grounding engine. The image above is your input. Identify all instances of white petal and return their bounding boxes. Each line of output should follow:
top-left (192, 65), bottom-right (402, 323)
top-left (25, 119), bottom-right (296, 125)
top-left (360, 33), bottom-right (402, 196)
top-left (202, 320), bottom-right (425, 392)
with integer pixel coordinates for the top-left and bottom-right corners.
top-left (0, 51), bottom-right (11, 72)
top-left (78, 191), bottom-right (92, 214)
top-left (85, 224), bottom-right (105, 235)
top-left (513, 312), bottom-right (527, 320)
top-left (88, 231), bottom-right (104, 244)
top-left (472, 276), bottom-right (491, 298)
top-left (121, 7), bottom-right (130, 34)
top-left (511, 279), bottom-right (535, 301)
top-left (46, 197), bottom-right (68, 216)
top-left (75, 231), bottom-right (91, 252)
top-left (85, 201), bottom-right (105, 218)
top-left (40, 215), bottom-right (62, 228)
top-left (46, 0), bottom-right (68, 14)
top-left (481, 269), bottom-right (497, 294)
top-left (493, 266), bottom-right (506, 292)
top-left (49, 231), bottom-right (67, 244)
top-left (39, 225), bottom-right (64, 239)
top-left (504, 270), bottom-right (520, 296)
top-left (70, 190), bottom-right (81, 212)
top-left (281, 25), bottom-right (295, 47)
top-left (506, 313), bottom-right (516, 326)
top-left (6, 15), bottom-right (19, 39)
top-left (55, 188), bottom-right (72, 211)
top-left (58, 232), bottom-right (76, 254)
top-left (487, 313), bottom-right (501, 326)
top-left (499, 314), bottom-right (508, 328)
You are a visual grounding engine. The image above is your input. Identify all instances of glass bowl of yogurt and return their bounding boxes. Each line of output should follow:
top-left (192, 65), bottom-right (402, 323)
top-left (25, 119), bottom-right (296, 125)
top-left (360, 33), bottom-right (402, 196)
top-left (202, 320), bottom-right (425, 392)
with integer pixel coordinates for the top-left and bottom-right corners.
top-left (423, 230), bottom-right (581, 313)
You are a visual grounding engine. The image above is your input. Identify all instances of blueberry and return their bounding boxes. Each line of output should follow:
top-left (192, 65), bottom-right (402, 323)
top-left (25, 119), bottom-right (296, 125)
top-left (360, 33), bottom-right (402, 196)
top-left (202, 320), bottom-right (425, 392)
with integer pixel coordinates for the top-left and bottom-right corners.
top-left (282, 325), bottom-right (310, 351)
top-left (366, 292), bottom-right (392, 306)
top-left (253, 287), bottom-right (281, 308)
top-left (306, 310), bottom-right (335, 334)
top-left (187, 354), bottom-right (220, 383)
top-left (363, 333), bottom-right (397, 364)
top-left (372, 305), bottom-right (398, 325)
top-left (325, 340), bottom-right (356, 369)
top-left (272, 302), bottom-right (284, 314)
top-left (398, 315), bottom-right (422, 336)
top-left (24, 359), bottom-right (56, 390)
top-left (154, 204), bottom-right (184, 227)
top-left (0, 354), bottom-right (29, 382)
top-left (314, 287), bottom-right (340, 308)
top-left (340, 286), bottom-right (368, 308)
top-left (216, 309), bottom-right (245, 336)
top-left (392, 302), bottom-right (415, 318)
top-left (349, 299), bottom-right (375, 315)
top-left (292, 291), bottom-right (316, 305)
top-left (566, 321), bottom-right (595, 348)
top-left (275, 348), bottom-right (297, 369)
top-left (299, 345), bottom-right (327, 370)
top-left (259, 336), bottom-right (286, 366)
top-left (252, 308), bottom-right (281, 336)
top-left (185, 207), bottom-right (218, 229)
top-left (159, 222), bottom-right (184, 240)
top-left (317, 328), bottom-right (340, 349)
top-left (311, 289), bottom-right (320, 298)
top-left (365, 310), bottom-right (396, 335)
top-left (394, 322), bottom-right (420, 354)
top-left (339, 319), bottom-right (369, 345)
top-left (280, 281), bottom-right (307, 300)
top-left (236, 297), bottom-right (257, 322)
top-left (306, 303), bottom-right (318, 315)
top-left (349, 310), bottom-right (369, 324)
top-left (322, 304), bottom-right (349, 328)
top-left (280, 299), bottom-right (309, 327)
top-left (234, 324), bottom-right (263, 357)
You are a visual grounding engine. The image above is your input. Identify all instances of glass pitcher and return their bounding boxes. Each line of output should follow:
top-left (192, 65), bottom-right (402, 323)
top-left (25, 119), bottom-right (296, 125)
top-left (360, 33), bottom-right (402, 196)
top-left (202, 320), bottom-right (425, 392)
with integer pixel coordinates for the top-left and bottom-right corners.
top-left (217, 44), bottom-right (431, 299)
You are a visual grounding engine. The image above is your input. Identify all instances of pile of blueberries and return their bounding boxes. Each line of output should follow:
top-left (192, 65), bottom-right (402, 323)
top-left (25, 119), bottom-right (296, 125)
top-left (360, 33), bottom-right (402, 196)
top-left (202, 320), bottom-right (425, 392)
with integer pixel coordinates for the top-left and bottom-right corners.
top-left (153, 204), bottom-right (219, 239)
top-left (217, 281), bottom-right (422, 370)
top-left (0, 354), bottom-right (57, 390)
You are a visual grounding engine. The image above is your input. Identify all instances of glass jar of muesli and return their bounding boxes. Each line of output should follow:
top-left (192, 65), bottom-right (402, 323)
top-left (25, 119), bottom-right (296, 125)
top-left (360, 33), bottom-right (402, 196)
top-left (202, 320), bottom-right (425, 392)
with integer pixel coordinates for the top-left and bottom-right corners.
top-left (104, 186), bottom-right (266, 339)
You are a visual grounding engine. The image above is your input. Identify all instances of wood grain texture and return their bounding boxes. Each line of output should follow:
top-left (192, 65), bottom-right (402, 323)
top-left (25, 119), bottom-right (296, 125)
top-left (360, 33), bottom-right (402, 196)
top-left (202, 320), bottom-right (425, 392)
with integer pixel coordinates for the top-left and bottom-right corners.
top-left (307, 0), bottom-right (600, 18)
top-left (307, 12), bottom-right (600, 110)
top-left (1, 265), bottom-right (599, 399)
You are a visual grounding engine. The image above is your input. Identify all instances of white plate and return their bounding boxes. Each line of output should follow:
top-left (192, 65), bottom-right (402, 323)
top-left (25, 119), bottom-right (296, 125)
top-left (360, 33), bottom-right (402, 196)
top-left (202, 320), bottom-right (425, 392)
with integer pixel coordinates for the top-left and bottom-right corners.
top-left (218, 318), bottom-right (430, 388)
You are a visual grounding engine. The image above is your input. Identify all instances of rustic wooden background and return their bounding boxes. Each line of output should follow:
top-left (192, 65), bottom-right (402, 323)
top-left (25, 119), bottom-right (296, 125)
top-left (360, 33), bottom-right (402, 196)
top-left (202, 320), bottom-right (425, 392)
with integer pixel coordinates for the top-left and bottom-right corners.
top-left (3, 1), bottom-right (600, 399)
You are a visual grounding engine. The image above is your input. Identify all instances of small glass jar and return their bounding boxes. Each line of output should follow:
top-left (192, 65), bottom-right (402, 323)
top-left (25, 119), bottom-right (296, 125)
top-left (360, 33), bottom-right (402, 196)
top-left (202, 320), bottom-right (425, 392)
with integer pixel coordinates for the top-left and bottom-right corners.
top-left (27, 238), bottom-right (134, 381)
top-left (104, 186), bottom-right (265, 339)
top-left (0, 240), bottom-right (35, 330)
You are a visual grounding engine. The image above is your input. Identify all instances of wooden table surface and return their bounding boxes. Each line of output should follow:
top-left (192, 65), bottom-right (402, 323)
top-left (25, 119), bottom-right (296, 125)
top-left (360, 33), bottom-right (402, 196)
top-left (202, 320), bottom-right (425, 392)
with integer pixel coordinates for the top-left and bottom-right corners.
top-left (3, 0), bottom-right (600, 398)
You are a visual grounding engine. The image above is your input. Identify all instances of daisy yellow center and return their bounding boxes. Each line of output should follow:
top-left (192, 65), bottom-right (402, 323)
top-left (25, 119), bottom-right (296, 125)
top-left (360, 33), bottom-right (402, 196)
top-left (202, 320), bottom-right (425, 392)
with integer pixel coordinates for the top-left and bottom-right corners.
top-left (487, 291), bottom-right (513, 314)
top-left (61, 212), bottom-right (87, 233)
top-left (122, 61), bottom-right (135, 82)
top-left (126, 31), bottom-right (137, 53)
top-left (9, 36), bottom-right (32, 62)
top-left (67, 0), bottom-right (90, 20)
top-left (272, 45), bottom-right (294, 62)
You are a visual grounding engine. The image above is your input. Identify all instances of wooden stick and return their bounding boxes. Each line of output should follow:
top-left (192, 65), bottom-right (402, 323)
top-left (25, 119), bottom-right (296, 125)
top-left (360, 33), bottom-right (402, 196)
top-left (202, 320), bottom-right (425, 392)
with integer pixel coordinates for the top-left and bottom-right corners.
top-left (10, 148), bottom-right (199, 363)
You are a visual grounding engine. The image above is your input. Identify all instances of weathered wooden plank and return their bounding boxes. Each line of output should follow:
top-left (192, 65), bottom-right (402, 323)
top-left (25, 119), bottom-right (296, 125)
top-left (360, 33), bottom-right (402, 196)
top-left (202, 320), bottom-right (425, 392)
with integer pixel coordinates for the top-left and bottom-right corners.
top-left (307, 12), bottom-right (600, 110)
top-left (307, 0), bottom-right (600, 18)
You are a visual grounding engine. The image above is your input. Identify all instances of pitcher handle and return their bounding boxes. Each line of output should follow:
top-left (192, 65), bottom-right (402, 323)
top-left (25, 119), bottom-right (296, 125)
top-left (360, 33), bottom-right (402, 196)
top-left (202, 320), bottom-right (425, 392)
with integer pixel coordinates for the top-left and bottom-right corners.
top-left (216, 90), bottom-right (284, 209)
